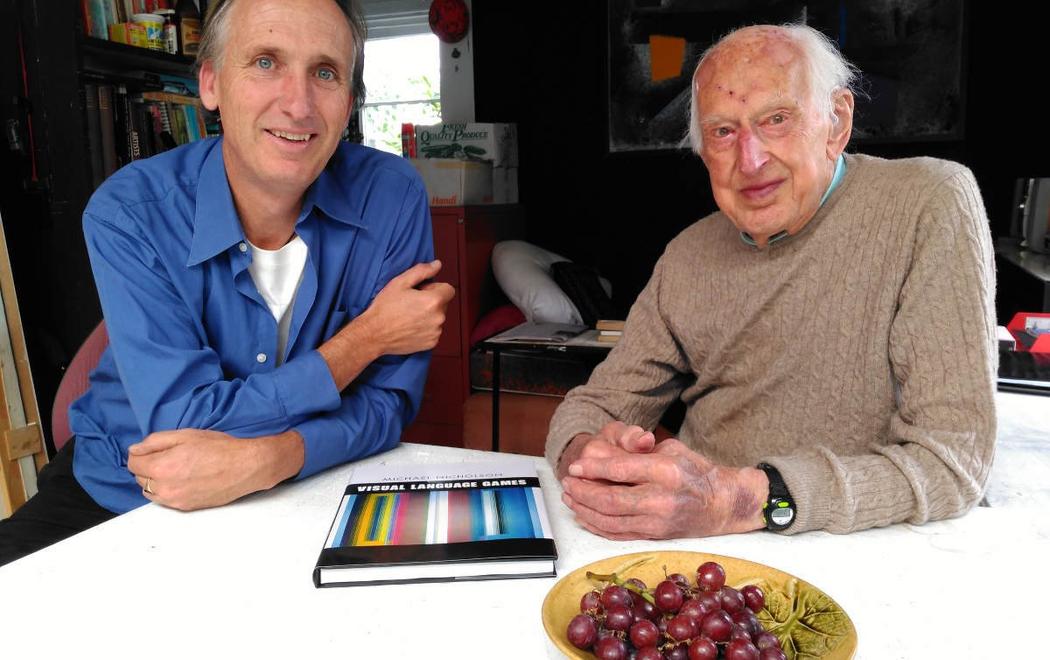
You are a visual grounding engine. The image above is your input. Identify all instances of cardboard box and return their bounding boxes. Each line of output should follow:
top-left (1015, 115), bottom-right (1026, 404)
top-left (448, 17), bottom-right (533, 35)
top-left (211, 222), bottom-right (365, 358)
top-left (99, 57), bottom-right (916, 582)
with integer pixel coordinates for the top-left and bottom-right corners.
top-left (493, 166), bottom-right (518, 204)
top-left (108, 22), bottom-right (149, 48)
top-left (410, 158), bottom-right (493, 206)
top-left (414, 123), bottom-right (518, 167)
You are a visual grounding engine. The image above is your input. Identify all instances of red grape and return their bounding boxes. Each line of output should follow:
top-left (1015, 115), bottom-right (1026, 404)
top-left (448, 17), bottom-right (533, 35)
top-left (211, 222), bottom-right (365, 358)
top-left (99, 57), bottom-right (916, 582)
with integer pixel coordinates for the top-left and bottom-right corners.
top-left (696, 562), bottom-right (726, 592)
top-left (667, 613), bottom-right (699, 642)
top-left (687, 636), bottom-right (719, 660)
top-left (655, 580), bottom-right (685, 614)
top-left (719, 586), bottom-right (746, 614)
top-left (696, 591), bottom-right (721, 614)
top-left (678, 598), bottom-right (706, 623)
top-left (629, 619), bottom-right (660, 649)
top-left (633, 598), bottom-right (659, 623)
top-left (732, 609), bottom-right (762, 639)
top-left (755, 631), bottom-right (781, 651)
top-left (700, 610), bottom-right (734, 642)
top-left (731, 625), bottom-right (752, 642)
top-left (581, 590), bottom-right (601, 613)
top-left (725, 638), bottom-right (761, 660)
top-left (601, 585), bottom-right (633, 610)
top-left (637, 648), bottom-right (664, 660)
top-left (741, 584), bottom-right (765, 613)
top-left (566, 613), bottom-right (598, 650)
top-left (759, 648), bottom-right (787, 660)
top-left (604, 604), bottom-right (633, 632)
top-left (593, 635), bottom-right (628, 660)
top-left (668, 572), bottom-right (691, 589)
top-left (665, 644), bottom-right (689, 660)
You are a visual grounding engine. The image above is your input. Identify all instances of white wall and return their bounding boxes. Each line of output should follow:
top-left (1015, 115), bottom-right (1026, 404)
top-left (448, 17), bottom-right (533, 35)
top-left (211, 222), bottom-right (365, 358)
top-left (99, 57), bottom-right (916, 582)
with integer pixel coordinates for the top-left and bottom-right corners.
top-left (437, 0), bottom-right (474, 122)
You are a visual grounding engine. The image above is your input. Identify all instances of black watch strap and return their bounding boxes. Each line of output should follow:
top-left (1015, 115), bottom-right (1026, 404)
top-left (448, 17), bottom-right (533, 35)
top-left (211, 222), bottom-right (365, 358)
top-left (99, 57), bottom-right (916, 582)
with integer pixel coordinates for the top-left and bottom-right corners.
top-left (758, 463), bottom-right (796, 531)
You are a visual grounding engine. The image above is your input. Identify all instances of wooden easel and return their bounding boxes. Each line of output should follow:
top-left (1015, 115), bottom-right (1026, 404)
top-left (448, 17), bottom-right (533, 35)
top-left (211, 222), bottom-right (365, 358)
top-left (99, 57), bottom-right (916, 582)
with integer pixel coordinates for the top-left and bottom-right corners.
top-left (0, 210), bottom-right (45, 519)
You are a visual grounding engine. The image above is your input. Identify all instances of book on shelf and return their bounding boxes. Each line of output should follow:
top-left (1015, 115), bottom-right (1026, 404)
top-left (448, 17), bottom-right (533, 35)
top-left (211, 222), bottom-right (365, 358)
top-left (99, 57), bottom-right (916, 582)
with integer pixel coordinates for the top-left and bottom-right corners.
top-left (82, 0), bottom-right (109, 40)
top-left (96, 84), bottom-right (119, 177)
top-left (82, 81), bottom-right (213, 182)
top-left (313, 459), bottom-right (558, 588)
top-left (83, 82), bottom-right (105, 188)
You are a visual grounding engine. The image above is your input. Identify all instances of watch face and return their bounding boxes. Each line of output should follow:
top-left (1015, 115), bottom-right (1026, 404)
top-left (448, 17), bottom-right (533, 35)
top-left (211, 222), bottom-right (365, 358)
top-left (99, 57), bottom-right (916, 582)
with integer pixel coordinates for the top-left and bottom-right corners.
top-left (766, 497), bottom-right (795, 529)
top-left (770, 506), bottom-right (795, 527)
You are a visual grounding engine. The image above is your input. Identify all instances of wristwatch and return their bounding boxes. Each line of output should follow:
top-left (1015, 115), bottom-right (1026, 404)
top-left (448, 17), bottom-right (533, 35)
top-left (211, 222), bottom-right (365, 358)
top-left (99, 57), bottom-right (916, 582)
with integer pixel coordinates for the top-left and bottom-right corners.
top-left (757, 463), bottom-right (796, 531)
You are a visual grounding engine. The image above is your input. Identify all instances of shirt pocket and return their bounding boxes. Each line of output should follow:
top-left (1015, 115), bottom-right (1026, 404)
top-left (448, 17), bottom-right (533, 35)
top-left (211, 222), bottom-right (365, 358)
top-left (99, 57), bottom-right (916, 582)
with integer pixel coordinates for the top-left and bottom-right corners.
top-left (323, 304), bottom-right (365, 341)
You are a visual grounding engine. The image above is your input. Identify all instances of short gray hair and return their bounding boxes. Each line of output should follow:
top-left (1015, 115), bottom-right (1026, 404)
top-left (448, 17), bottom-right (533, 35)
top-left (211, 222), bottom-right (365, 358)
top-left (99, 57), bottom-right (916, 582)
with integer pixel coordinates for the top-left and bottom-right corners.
top-left (687, 24), bottom-right (859, 153)
top-left (196, 0), bottom-right (367, 111)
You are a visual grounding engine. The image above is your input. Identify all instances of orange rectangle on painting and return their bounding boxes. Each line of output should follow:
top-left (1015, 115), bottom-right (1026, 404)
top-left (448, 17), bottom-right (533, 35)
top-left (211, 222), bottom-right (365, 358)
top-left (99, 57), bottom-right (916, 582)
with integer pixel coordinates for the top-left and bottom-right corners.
top-left (447, 490), bottom-right (473, 543)
top-left (649, 35), bottom-right (686, 82)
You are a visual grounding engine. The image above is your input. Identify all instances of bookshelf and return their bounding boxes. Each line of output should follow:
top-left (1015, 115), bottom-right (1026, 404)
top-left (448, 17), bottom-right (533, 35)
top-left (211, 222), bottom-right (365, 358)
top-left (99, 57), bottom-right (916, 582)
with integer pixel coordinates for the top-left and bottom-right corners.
top-left (7, 1), bottom-right (206, 453)
top-left (81, 36), bottom-right (195, 75)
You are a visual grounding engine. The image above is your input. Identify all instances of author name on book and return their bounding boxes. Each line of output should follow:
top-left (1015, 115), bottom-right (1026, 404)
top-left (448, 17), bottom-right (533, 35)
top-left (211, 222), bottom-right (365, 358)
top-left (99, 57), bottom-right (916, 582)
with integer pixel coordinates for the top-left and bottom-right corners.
top-left (354, 479), bottom-right (529, 493)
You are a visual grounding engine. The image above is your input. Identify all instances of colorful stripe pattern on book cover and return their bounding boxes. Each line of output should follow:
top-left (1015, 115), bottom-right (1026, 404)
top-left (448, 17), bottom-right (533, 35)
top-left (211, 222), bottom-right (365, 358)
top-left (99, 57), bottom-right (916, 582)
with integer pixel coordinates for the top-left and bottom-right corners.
top-left (325, 488), bottom-right (546, 549)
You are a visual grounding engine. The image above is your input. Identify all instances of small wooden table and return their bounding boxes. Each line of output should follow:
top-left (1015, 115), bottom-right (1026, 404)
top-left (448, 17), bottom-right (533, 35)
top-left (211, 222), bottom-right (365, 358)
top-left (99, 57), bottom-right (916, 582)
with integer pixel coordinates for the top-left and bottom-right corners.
top-left (477, 329), bottom-right (612, 452)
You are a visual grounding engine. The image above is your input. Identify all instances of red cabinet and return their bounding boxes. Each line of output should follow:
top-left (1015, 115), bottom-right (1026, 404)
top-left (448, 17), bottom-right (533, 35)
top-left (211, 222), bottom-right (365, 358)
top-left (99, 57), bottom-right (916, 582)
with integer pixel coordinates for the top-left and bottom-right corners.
top-left (401, 205), bottom-right (524, 447)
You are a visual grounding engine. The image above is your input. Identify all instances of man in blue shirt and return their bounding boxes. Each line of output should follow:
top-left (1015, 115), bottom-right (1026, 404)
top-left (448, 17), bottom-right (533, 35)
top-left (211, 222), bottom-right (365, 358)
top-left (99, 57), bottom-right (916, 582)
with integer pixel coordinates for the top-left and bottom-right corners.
top-left (0, 0), bottom-right (453, 565)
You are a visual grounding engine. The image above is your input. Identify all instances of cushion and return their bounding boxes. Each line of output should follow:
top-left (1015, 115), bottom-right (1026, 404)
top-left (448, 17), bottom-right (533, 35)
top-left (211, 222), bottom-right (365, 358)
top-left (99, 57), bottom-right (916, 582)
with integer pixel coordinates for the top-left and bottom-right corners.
top-left (469, 304), bottom-right (526, 347)
top-left (491, 240), bottom-right (582, 324)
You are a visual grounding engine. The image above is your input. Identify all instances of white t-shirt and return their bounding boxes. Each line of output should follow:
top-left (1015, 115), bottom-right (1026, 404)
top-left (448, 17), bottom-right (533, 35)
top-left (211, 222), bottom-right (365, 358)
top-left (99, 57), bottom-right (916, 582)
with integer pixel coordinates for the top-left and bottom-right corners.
top-left (246, 235), bottom-right (308, 365)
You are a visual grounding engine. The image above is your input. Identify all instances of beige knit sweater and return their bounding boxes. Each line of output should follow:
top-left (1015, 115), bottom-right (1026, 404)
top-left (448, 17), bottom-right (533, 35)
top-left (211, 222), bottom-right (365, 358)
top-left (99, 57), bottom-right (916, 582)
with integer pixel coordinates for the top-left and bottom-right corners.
top-left (546, 153), bottom-right (998, 535)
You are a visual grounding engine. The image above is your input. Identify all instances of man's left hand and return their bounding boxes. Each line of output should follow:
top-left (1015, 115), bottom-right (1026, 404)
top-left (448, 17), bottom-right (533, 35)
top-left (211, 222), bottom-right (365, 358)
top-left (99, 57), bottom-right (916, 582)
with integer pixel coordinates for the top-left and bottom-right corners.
top-left (127, 429), bottom-right (303, 511)
top-left (560, 438), bottom-right (768, 540)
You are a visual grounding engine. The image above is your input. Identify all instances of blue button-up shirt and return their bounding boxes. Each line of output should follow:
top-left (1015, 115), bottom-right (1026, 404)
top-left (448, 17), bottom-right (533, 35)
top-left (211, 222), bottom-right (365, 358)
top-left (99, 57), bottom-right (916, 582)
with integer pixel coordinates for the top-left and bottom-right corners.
top-left (70, 138), bottom-right (433, 513)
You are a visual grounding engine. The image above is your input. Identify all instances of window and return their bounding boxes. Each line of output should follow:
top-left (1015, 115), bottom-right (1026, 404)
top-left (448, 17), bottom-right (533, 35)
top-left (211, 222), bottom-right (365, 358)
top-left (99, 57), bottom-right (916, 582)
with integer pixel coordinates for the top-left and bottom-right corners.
top-left (360, 33), bottom-right (441, 155)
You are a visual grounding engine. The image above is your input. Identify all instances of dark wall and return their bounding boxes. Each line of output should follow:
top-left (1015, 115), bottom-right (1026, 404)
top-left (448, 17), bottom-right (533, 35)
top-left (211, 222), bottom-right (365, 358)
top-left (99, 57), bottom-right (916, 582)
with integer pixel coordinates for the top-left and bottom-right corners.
top-left (472, 0), bottom-right (1050, 314)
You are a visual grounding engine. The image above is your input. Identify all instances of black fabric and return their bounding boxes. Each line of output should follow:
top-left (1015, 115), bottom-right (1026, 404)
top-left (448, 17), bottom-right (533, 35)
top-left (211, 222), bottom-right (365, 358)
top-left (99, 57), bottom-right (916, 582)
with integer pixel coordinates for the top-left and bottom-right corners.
top-left (0, 438), bottom-right (117, 568)
top-left (549, 261), bottom-right (616, 328)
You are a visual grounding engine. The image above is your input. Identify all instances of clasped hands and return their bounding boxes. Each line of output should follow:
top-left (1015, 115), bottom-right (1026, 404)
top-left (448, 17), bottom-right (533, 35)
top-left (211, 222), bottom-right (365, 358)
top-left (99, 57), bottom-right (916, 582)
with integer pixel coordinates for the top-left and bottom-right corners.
top-left (558, 421), bottom-right (768, 540)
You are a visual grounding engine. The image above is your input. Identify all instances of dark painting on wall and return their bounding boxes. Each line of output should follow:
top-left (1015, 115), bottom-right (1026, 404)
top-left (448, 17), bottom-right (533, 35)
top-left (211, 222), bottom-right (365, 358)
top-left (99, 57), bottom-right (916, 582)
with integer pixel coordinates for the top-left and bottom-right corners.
top-left (607, 0), bottom-right (967, 153)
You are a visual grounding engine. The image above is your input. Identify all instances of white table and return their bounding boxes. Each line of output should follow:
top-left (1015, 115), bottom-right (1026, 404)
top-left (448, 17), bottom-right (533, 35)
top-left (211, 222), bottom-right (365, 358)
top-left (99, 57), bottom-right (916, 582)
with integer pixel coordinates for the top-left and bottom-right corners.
top-left (1, 392), bottom-right (1048, 659)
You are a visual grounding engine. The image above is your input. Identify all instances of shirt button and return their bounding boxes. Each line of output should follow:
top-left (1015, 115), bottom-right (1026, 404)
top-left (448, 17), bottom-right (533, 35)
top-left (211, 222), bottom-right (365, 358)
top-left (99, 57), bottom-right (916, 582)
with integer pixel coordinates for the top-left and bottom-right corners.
top-left (256, 353), bottom-right (267, 363)
top-left (239, 242), bottom-right (248, 253)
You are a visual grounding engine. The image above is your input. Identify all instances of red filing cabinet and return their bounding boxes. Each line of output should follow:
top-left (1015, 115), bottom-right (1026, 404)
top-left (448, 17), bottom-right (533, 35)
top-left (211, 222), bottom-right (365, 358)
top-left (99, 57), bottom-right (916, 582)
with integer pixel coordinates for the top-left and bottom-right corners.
top-left (401, 205), bottom-right (524, 447)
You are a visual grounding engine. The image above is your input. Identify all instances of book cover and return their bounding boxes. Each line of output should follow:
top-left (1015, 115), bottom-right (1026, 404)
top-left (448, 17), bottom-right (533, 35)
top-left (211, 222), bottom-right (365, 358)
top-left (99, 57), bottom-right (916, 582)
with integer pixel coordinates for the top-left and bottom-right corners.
top-left (313, 459), bottom-right (558, 588)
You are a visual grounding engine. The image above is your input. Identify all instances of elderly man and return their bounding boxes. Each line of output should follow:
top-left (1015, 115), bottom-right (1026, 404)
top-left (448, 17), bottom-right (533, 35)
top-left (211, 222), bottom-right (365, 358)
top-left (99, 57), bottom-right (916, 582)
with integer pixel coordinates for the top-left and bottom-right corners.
top-left (0, 0), bottom-right (454, 566)
top-left (547, 24), bottom-right (996, 539)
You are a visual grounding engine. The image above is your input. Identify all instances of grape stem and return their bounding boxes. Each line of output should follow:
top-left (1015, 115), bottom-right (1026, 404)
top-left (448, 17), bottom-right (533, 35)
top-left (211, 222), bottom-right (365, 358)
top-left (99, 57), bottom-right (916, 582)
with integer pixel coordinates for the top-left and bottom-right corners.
top-left (585, 571), bottom-right (657, 606)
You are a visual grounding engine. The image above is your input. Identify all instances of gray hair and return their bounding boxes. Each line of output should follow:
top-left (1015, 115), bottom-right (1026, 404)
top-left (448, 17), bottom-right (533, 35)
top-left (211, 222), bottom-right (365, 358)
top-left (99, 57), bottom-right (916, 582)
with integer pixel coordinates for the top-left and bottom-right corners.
top-left (196, 0), bottom-right (367, 111)
top-left (687, 24), bottom-right (859, 153)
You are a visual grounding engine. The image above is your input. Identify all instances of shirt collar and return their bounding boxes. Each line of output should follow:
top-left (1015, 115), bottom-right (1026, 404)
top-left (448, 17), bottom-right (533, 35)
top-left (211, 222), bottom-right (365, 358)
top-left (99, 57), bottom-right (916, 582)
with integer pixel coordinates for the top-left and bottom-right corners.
top-left (739, 154), bottom-right (847, 247)
top-left (186, 139), bottom-right (366, 267)
top-left (187, 139), bottom-right (244, 266)
top-left (302, 146), bottom-right (366, 230)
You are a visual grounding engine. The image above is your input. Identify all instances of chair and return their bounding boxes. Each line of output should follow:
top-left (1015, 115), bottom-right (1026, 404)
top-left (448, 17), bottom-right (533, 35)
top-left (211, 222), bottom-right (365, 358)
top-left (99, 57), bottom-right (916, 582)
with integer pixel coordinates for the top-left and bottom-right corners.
top-left (51, 322), bottom-right (108, 451)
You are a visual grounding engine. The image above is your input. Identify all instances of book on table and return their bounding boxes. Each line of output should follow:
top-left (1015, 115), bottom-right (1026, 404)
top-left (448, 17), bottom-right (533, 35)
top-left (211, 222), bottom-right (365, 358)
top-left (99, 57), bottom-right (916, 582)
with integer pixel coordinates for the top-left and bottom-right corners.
top-left (487, 322), bottom-right (587, 343)
top-left (313, 459), bottom-right (558, 587)
top-left (595, 319), bottom-right (624, 343)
